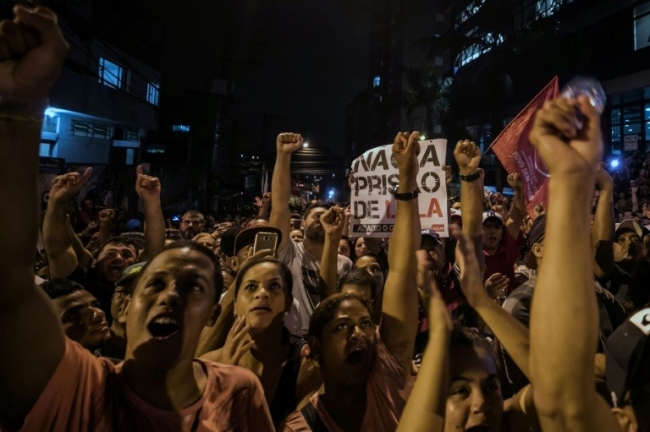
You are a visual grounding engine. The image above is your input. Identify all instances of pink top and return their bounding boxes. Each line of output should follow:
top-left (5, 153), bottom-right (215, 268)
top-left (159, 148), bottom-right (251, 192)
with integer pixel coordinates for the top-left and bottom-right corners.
top-left (282, 337), bottom-right (413, 432)
top-left (19, 338), bottom-right (274, 431)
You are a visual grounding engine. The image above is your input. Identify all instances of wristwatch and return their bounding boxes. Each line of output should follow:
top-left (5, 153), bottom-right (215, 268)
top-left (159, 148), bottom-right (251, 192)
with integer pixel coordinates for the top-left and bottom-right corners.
top-left (459, 171), bottom-right (480, 182)
top-left (390, 188), bottom-right (419, 201)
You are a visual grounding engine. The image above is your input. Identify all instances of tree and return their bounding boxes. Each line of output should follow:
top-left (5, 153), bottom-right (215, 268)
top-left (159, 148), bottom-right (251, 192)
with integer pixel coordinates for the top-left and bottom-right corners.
top-left (402, 63), bottom-right (453, 137)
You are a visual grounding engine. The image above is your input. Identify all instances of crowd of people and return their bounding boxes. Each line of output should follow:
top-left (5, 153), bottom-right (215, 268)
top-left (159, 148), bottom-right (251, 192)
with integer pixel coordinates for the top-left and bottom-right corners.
top-left (1, 6), bottom-right (649, 432)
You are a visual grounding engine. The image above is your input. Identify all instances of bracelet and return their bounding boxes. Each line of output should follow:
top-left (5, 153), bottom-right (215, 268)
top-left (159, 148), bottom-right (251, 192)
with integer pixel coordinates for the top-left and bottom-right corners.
top-left (391, 188), bottom-right (419, 201)
top-left (459, 171), bottom-right (481, 182)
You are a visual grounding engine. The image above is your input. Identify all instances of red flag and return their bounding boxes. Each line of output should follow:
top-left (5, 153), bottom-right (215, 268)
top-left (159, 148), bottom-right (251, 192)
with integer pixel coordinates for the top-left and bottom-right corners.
top-left (490, 77), bottom-right (559, 216)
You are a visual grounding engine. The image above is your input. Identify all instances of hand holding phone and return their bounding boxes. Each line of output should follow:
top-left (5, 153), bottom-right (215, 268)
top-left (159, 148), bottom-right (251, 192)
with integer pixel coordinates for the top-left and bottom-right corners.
top-left (253, 232), bottom-right (279, 255)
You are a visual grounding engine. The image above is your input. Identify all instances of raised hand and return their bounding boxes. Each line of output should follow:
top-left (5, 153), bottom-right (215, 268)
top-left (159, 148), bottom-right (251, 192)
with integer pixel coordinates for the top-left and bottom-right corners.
top-left (218, 316), bottom-right (254, 365)
top-left (529, 96), bottom-right (603, 178)
top-left (48, 168), bottom-right (92, 205)
top-left (135, 165), bottom-right (161, 202)
top-left (392, 131), bottom-right (420, 178)
top-left (507, 173), bottom-right (523, 192)
top-left (453, 140), bottom-right (481, 176)
top-left (321, 206), bottom-right (345, 237)
top-left (276, 133), bottom-right (303, 155)
top-left (0, 6), bottom-right (69, 102)
top-left (98, 208), bottom-right (114, 226)
top-left (484, 273), bottom-right (509, 303)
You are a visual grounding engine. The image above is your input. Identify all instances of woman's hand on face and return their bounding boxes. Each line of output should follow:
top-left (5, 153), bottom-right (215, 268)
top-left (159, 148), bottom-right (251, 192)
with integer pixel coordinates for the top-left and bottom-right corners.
top-left (220, 316), bottom-right (254, 365)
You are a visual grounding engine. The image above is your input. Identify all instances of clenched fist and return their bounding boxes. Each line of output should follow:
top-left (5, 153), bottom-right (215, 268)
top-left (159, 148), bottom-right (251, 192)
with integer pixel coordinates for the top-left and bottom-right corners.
top-left (276, 133), bottom-right (303, 155)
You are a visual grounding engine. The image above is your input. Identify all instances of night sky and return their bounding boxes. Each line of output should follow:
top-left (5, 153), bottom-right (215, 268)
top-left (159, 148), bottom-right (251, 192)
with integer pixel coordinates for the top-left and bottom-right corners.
top-left (159, 0), bottom-right (372, 157)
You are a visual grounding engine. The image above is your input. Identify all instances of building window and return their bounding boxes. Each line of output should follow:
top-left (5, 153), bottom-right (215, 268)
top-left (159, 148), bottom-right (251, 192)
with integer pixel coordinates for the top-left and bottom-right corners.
top-left (635, 2), bottom-right (650, 51)
top-left (147, 82), bottom-right (160, 106)
top-left (42, 115), bottom-right (59, 133)
top-left (124, 129), bottom-right (139, 141)
top-left (456, 33), bottom-right (504, 67)
top-left (126, 148), bottom-right (135, 166)
top-left (70, 119), bottom-right (113, 139)
top-left (172, 124), bottom-right (191, 132)
top-left (98, 58), bottom-right (124, 89)
top-left (455, 0), bottom-right (485, 29)
top-left (39, 143), bottom-right (51, 157)
top-left (373, 76), bottom-right (381, 87)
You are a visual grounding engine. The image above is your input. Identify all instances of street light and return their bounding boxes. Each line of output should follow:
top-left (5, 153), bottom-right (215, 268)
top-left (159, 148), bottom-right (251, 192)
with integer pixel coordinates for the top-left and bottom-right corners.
top-left (303, 142), bottom-right (309, 148)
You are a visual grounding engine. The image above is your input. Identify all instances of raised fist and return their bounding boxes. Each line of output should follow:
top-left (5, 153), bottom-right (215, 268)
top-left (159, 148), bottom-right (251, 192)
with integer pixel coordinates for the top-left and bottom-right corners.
top-left (276, 133), bottom-right (303, 155)
top-left (529, 97), bottom-right (603, 178)
top-left (49, 168), bottom-right (92, 205)
top-left (392, 131), bottom-right (420, 178)
top-left (453, 140), bottom-right (481, 176)
top-left (98, 208), bottom-right (114, 225)
top-left (135, 165), bottom-right (161, 202)
top-left (0, 6), bottom-right (69, 102)
top-left (507, 173), bottom-right (523, 192)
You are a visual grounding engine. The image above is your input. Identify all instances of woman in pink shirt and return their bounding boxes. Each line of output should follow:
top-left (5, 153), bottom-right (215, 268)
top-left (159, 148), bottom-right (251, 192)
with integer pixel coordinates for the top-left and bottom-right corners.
top-left (283, 131), bottom-right (423, 431)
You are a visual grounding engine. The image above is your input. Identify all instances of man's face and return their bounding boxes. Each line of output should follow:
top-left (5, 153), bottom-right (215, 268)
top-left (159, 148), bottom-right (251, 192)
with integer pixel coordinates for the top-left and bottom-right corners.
top-left (304, 207), bottom-right (327, 243)
top-left (353, 256), bottom-right (384, 292)
top-left (54, 290), bottom-right (110, 351)
top-left (444, 345), bottom-right (503, 432)
top-left (125, 247), bottom-right (220, 371)
top-left (111, 282), bottom-right (132, 326)
top-left (615, 230), bottom-right (643, 262)
top-left (421, 236), bottom-right (444, 273)
top-left (482, 220), bottom-right (503, 251)
top-left (314, 300), bottom-right (376, 387)
top-left (95, 243), bottom-right (138, 284)
top-left (290, 229), bottom-right (304, 243)
top-left (234, 262), bottom-right (288, 331)
top-left (180, 215), bottom-right (204, 238)
top-left (340, 283), bottom-right (373, 303)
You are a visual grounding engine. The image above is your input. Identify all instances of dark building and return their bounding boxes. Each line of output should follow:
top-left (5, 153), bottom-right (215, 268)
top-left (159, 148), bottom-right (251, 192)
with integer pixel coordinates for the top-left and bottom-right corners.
top-left (439, 0), bottom-right (650, 163)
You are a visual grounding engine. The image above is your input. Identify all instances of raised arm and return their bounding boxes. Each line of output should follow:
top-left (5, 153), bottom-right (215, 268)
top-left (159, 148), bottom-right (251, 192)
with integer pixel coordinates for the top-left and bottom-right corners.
top-left (135, 165), bottom-right (165, 261)
top-left (528, 97), bottom-right (619, 431)
top-left (269, 133), bottom-right (303, 253)
top-left (505, 173), bottom-right (525, 240)
top-left (454, 140), bottom-right (485, 268)
top-left (592, 166), bottom-right (615, 279)
top-left (397, 250), bottom-right (451, 432)
top-left (66, 216), bottom-right (93, 269)
top-left (0, 7), bottom-right (69, 428)
top-left (380, 131), bottom-right (421, 376)
top-left (319, 206), bottom-right (346, 299)
top-left (43, 169), bottom-right (92, 278)
top-left (455, 231), bottom-right (531, 378)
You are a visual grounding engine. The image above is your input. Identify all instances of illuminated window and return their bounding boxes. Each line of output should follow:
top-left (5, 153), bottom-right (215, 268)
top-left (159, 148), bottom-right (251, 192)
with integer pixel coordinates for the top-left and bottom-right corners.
top-left (70, 120), bottom-right (112, 139)
top-left (172, 124), bottom-right (191, 132)
top-left (455, 0), bottom-right (485, 29)
top-left (535, 0), bottom-right (571, 19)
top-left (373, 76), bottom-right (381, 87)
top-left (456, 33), bottom-right (504, 67)
top-left (147, 82), bottom-right (160, 106)
top-left (98, 58), bottom-right (124, 89)
top-left (634, 1), bottom-right (650, 51)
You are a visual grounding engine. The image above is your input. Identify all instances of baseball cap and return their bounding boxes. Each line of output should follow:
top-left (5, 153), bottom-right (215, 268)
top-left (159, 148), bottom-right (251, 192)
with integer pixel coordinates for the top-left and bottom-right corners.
top-left (482, 210), bottom-right (504, 225)
top-left (615, 219), bottom-right (643, 238)
top-left (605, 308), bottom-right (650, 408)
top-left (420, 229), bottom-right (442, 248)
top-left (524, 215), bottom-right (546, 269)
top-left (220, 227), bottom-right (244, 257)
top-left (115, 261), bottom-right (147, 288)
top-left (233, 226), bottom-right (282, 255)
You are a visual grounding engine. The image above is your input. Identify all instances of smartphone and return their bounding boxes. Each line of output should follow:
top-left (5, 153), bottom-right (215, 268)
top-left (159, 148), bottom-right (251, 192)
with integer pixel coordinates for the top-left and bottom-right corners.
top-left (253, 232), bottom-right (279, 255)
top-left (171, 215), bottom-right (181, 223)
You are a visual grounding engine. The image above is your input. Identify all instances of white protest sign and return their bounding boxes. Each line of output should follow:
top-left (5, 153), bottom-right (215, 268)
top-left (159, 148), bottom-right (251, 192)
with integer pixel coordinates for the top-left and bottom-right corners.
top-left (349, 139), bottom-right (448, 238)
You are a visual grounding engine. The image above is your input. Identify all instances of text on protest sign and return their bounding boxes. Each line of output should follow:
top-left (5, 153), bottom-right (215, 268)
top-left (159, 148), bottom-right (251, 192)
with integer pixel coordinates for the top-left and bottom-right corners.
top-left (349, 139), bottom-right (448, 237)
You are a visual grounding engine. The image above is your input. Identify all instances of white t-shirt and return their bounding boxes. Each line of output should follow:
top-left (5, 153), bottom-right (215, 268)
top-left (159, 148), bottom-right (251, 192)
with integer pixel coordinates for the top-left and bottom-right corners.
top-left (279, 240), bottom-right (352, 336)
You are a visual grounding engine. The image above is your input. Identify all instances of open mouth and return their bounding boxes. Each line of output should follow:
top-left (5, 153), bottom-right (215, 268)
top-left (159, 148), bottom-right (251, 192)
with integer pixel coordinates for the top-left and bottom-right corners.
top-left (250, 306), bottom-right (272, 313)
top-left (147, 316), bottom-right (181, 339)
top-left (346, 348), bottom-right (366, 365)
